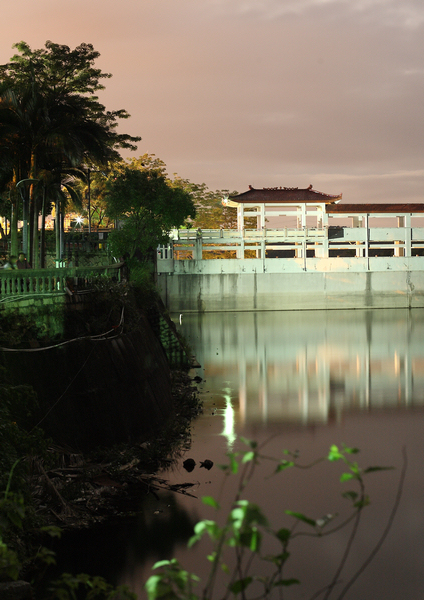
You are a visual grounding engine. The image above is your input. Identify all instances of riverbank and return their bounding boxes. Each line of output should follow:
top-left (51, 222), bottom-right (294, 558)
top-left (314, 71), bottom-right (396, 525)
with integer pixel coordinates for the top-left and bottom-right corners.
top-left (28, 368), bottom-right (202, 531)
top-left (0, 282), bottom-right (203, 596)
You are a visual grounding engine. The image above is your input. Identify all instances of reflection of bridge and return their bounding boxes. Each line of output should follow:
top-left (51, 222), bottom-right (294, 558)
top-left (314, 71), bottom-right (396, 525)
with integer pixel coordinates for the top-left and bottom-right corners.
top-left (180, 310), bottom-right (424, 426)
top-left (157, 228), bottom-right (424, 312)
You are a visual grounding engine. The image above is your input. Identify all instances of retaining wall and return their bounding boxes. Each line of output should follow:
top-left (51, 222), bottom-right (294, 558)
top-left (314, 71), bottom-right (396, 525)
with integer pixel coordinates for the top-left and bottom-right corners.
top-left (157, 259), bottom-right (424, 311)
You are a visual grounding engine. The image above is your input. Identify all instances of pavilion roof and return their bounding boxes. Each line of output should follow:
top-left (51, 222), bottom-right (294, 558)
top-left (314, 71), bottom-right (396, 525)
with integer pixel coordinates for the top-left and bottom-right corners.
top-left (327, 203), bottom-right (424, 214)
top-left (228, 185), bottom-right (342, 204)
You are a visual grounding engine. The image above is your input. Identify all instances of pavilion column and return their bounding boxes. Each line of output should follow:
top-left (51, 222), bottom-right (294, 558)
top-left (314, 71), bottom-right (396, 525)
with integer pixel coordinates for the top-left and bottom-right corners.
top-left (365, 214), bottom-right (370, 267)
top-left (356, 216), bottom-right (364, 257)
top-left (260, 203), bottom-right (265, 229)
top-left (238, 204), bottom-right (244, 231)
top-left (402, 214), bottom-right (411, 257)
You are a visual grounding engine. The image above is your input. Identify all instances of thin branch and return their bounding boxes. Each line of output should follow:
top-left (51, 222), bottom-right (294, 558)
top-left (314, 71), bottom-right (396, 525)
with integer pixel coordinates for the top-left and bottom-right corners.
top-left (321, 479), bottom-right (365, 600)
top-left (335, 446), bottom-right (407, 600)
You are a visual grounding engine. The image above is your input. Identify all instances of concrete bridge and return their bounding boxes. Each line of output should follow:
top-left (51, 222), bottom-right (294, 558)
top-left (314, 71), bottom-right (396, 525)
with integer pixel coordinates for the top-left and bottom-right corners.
top-left (156, 228), bottom-right (424, 312)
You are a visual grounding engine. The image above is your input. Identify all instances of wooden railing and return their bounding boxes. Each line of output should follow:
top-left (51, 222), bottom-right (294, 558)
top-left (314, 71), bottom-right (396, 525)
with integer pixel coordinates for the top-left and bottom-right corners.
top-left (0, 263), bottom-right (124, 299)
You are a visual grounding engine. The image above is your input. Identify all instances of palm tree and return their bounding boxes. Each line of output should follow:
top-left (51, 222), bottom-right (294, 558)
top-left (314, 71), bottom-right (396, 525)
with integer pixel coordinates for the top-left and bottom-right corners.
top-left (0, 86), bottom-right (122, 267)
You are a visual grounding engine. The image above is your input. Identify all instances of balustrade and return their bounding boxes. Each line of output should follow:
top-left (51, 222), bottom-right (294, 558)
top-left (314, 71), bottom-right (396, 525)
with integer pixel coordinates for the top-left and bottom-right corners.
top-left (0, 264), bottom-right (123, 300)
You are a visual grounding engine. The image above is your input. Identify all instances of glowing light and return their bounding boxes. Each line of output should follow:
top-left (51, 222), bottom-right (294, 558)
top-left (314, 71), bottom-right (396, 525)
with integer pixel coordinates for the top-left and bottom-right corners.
top-left (221, 391), bottom-right (236, 450)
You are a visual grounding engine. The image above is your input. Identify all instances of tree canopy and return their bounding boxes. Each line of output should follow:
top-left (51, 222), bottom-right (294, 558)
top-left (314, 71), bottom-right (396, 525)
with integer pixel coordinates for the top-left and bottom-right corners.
top-left (105, 165), bottom-right (196, 261)
top-left (0, 40), bottom-right (140, 263)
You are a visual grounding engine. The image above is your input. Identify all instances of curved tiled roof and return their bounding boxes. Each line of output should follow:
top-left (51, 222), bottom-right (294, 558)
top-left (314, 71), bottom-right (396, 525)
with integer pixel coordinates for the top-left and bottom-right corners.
top-left (229, 185), bottom-right (342, 204)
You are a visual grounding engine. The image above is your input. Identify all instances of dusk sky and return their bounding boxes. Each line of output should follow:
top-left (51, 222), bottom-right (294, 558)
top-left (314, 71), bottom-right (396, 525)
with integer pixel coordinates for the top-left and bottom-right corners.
top-left (1, 0), bottom-right (423, 203)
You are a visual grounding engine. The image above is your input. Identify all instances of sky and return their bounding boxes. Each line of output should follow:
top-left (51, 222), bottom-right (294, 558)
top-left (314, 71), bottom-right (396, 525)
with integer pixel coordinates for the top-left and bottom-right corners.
top-left (1, 0), bottom-right (423, 203)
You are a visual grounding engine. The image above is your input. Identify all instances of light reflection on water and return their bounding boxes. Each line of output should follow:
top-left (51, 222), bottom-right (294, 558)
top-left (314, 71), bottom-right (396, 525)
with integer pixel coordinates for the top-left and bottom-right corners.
top-left (140, 308), bottom-right (423, 600)
top-left (84, 309), bottom-right (424, 600)
top-left (183, 309), bottom-right (424, 433)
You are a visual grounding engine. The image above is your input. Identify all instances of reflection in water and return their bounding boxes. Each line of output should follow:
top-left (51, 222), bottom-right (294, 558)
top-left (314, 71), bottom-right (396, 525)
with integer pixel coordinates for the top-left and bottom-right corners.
top-left (180, 309), bottom-right (424, 432)
top-left (222, 390), bottom-right (236, 449)
top-left (53, 309), bottom-right (424, 600)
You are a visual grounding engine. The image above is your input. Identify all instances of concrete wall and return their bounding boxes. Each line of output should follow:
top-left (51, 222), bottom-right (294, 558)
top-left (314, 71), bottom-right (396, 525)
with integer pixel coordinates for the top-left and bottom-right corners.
top-left (157, 258), bottom-right (424, 311)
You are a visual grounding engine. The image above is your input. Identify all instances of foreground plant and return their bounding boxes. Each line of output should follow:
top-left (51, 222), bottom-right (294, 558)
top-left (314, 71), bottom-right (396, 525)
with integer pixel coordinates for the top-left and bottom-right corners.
top-left (146, 439), bottom-right (406, 600)
top-left (0, 464), bottom-right (136, 600)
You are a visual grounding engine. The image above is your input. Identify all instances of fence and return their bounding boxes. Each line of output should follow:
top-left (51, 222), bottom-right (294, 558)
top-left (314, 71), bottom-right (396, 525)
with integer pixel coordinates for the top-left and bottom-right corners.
top-left (0, 263), bottom-right (124, 301)
top-left (157, 227), bottom-right (424, 261)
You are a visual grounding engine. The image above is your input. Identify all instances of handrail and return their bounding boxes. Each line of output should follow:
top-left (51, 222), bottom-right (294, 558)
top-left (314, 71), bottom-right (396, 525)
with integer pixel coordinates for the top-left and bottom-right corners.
top-left (0, 263), bottom-right (124, 299)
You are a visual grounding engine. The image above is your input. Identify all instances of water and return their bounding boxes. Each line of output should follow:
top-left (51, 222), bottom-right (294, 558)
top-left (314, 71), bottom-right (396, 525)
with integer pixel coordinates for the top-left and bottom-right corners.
top-left (58, 309), bottom-right (424, 599)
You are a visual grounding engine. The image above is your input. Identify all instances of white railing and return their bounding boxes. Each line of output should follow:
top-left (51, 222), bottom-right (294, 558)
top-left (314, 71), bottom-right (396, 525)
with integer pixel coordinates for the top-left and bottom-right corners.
top-left (158, 227), bottom-right (424, 262)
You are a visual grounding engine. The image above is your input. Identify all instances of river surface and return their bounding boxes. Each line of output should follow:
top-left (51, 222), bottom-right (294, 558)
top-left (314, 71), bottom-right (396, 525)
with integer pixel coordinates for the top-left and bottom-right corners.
top-left (58, 309), bottom-right (424, 599)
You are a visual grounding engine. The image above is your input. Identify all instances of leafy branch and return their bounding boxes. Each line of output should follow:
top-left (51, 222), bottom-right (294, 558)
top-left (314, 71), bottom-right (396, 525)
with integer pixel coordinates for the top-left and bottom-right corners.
top-left (146, 438), bottom-right (405, 600)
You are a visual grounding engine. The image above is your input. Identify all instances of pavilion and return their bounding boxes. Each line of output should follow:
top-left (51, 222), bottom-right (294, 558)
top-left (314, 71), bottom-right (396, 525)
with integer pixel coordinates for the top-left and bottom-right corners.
top-left (224, 185), bottom-right (424, 231)
top-left (224, 185), bottom-right (342, 230)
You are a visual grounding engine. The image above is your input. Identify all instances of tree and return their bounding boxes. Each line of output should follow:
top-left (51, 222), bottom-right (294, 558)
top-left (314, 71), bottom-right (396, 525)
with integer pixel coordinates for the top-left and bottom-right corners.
top-left (105, 167), bottom-right (196, 261)
top-left (0, 41), bottom-right (140, 264)
top-left (171, 177), bottom-right (239, 229)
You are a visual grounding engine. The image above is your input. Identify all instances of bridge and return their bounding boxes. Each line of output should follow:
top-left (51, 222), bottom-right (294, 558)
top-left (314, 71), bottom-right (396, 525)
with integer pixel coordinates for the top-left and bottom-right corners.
top-left (156, 227), bottom-right (424, 312)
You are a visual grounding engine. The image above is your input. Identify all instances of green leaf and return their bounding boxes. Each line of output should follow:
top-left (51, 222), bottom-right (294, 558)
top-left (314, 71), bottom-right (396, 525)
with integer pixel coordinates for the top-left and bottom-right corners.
top-left (342, 445), bottom-right (360, 454)
top-left (202, 496), bottom-right (220, 510)
top-left (354, 495), bottom-right (371, 509)
top-left (145, 574), bottom-right (169, 599)
top-left (363, 466), bottom-right (394, 474)
top-left (240, 437), bottom-right (257, 449)
top-left (342, 491), bottom-right (358, 502)
top-left (275, 528), bottom-right (291, 543)
top-left (189, 519), bottom-right (221, 546)
top-left (152, 559), bottom-right (172, 570)
top-left (229, 576), bottom-right (253, 594)
top-left (340, 472), bottom-right (355, 482)
top-left (229, 453), bottom-right (239, 474)
top-left (239, 528), bottom-right (262, 552)
top-left (328, 445), bottom-right (342, 461)
top-left (274, 578), bottom-right (300, 587)
top-left (265, 551), bottom-right (291, 566)
top-left (275, 460), bottom-right (294, 473)
top-left (241, 451), bottom-right (256, 463)
top-left (285, 510), bottom-right (316, 527)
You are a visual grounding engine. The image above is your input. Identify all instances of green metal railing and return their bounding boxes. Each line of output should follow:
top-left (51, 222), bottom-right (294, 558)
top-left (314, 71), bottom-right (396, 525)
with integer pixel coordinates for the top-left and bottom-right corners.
top-left (0, 263), bottom-right (123, 300)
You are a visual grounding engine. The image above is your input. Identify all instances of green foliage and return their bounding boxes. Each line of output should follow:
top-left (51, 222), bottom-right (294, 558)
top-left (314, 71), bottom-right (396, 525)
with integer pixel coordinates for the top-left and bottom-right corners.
top-left (0, 478), bottom-right (136, 598)
top-left (146, 559), bottom-right (200, 600)
top-left (0, 40), bottom-right (140, 260)
top-left (0, 374), bottom-right (50, 493)
top-left (47, 573), bottom-right (136, 600)
top-left (0, 40), bottom-right (140, 154)
top-left (146, 438), bottom-right (399, 600)
top-left (105, 167), bottom-right (196, 261)
top-left (171, 177), bottom-right (238, 230)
